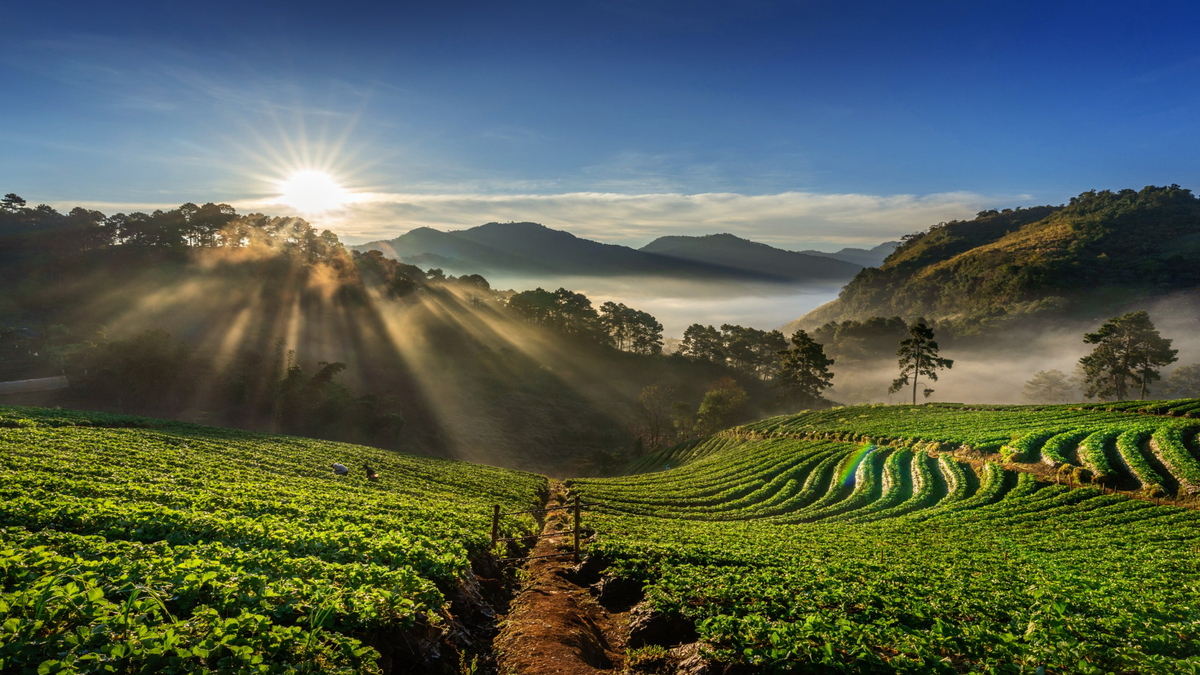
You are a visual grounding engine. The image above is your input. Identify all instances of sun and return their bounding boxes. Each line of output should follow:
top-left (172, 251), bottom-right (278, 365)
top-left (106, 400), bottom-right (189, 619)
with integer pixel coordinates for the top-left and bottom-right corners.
top-left (278, 170), bottom-right (350, 213)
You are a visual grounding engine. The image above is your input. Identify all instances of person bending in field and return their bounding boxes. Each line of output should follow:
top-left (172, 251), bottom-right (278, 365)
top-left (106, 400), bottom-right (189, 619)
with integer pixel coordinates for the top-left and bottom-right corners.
top-left (331, 462), bottom-right (349, 475)
top-left (364, 464), bottom-right (380, 481)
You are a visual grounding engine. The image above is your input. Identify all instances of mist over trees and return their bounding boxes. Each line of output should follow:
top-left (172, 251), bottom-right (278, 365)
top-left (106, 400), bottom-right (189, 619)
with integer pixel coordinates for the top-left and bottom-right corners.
top-left (1023, 370), bottom-right (1076, 404)
top-left (8, 189), bottom-right (1200, 473)
top-left (1163, 364), bottom-right (1200, 398)
top-left (1080, 311), bottom-right (1178, 400)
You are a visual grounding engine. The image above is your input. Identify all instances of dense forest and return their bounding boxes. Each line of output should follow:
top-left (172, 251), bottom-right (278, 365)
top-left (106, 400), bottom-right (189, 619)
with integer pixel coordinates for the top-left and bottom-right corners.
top-left (0, 194), bottom-right (829, 474)
top-left (794, 185), bottom-right (1200, 333)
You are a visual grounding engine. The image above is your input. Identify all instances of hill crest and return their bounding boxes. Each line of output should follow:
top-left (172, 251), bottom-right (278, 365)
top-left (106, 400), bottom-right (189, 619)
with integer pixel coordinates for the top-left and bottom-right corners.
top-left (788, 185), bottom-right (1200, 331)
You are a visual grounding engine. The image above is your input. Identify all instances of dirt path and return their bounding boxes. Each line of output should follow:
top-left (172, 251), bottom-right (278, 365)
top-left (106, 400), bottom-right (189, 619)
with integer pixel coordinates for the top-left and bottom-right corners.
top-left (492, 483), bottom-right (628, 675)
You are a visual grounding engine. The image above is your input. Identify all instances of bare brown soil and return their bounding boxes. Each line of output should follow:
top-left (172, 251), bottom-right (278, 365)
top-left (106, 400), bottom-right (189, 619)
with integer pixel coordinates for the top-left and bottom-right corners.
top-left (493, 484), bottom-right (629, 675)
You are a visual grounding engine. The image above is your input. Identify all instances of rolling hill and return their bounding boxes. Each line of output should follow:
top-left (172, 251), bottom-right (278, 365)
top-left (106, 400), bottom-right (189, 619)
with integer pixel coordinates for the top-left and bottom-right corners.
top-left (796, 240), bottom-right (898, 267)
top-left (789, 185), bottom-right (1200, 331)
top-left (637, 232), bottom-right (864, 282)
top-left (354, 223), bottom-right (864, 283)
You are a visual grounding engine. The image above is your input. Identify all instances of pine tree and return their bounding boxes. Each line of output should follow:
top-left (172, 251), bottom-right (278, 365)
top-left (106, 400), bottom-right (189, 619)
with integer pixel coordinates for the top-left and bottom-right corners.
top-left (1080, 311), bottom-right (1177, 400)
top-left (887, 321), bottom-right (953, 404)
top-left (776, 329), bottom-right (835, 407)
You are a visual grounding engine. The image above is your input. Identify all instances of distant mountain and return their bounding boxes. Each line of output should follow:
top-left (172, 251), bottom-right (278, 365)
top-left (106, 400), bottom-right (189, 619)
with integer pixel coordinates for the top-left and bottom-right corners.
top-left (354, 223), bottom-right (864, 284)
top-left (796, 241), bottom-right (898, 268)
top-left (786, 185), bottom-right (1200, 332)
top-left (638, 233), bottom-right (864, 282)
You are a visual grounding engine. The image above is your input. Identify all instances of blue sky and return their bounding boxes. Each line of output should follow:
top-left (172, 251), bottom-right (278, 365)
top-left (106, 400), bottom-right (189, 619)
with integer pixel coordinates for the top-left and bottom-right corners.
top-left (4, 0), bottom-right (1200, 248)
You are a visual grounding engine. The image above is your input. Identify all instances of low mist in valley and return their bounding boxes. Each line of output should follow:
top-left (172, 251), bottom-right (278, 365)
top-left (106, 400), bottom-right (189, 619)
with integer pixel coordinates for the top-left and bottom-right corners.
top-left (823, 293), bottom-right (1200, 406)
top-left (479, 272), bottom-right (845, 337)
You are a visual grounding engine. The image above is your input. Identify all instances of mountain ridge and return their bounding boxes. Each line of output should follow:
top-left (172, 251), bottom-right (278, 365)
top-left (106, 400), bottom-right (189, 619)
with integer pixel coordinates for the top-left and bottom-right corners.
top-left (638, 232), bottom-right (863, 281)
top-left (355, 222), bottom-right (865, 283)
top-left (796, 241), bottom-right (898, 267)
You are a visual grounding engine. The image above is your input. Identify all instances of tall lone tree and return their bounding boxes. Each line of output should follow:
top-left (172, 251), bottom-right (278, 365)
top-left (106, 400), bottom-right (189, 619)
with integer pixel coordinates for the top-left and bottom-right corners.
top-left (776, 329), bottom-right (835, 407)
top-left (1080, 311), bottom-right (1177, 400)
top-left (888, 321), bottom-right (953, 404)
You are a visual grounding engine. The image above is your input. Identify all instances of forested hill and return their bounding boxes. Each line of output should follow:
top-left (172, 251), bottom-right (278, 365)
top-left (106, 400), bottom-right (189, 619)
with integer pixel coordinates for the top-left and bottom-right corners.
top-left (791, 185), bottom-right (1200, 331)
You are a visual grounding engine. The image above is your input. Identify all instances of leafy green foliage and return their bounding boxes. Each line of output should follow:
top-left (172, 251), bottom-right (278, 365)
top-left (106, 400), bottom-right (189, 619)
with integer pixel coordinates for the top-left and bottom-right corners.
top-left (570, 401), bottom-right (1200, 673)
top-left (695, 378), bottom-right (750, 435)
top-left (0, 406), bottom-right (547, 674)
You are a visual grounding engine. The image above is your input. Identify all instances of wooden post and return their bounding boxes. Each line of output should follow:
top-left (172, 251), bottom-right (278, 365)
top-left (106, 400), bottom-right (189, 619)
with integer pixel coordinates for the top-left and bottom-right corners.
top-left (491, 505), bottom-right (499, 546)
top-left (573, 495), bottom-right (581, 563)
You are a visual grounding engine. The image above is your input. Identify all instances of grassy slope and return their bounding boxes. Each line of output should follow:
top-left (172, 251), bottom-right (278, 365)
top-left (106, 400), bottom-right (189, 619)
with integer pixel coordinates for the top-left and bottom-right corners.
top-left (792, 185), bottom-right (1200, 330)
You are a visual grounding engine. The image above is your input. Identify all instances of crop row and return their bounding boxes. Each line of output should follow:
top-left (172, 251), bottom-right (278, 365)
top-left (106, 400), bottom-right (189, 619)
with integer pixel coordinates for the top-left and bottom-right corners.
top-left (0, 406), bottom-right (548, 674)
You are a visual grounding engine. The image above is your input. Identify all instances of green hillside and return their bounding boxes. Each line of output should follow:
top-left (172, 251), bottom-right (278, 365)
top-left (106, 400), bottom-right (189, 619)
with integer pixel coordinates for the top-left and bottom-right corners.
top-left (569, 402), bottom-right (1200, 673)
top-left (794, 185), bottom-right (1200, 330)
top-left (0, 406), bottom-right (546, 674)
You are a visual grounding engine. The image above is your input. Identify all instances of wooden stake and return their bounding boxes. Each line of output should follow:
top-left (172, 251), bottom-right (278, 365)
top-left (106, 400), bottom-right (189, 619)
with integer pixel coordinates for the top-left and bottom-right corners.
top-left (491, 504), bottom-right (499, 546)
top-left (573, 496), bottom-right (581, 563)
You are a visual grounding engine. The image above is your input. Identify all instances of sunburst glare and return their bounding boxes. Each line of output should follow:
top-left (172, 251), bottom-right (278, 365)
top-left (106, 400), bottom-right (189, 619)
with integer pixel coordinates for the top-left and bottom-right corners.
top-left (278, 170), bottom-right (350, 213)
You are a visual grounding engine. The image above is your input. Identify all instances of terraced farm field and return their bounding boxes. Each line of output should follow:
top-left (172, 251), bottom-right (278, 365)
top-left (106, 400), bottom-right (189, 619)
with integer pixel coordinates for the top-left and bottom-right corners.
top-left (4, 401), bottom-right (1200, 674)
top-left (570, 402), bottom-right (1200, 674)
top-left (0, 406), bottom-right (546, 674)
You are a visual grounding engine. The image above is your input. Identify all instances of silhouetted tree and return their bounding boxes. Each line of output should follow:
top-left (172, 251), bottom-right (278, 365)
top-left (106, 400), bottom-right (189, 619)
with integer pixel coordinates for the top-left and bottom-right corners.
top-left (680, 324), bottom-right (723, 362)
top-left (671, 400), bottom-right (696, 442)
top-left (696, 377), bottom-right (749, 434)
top-left (1, 193), bottom-right (26, 212)
top-left (888, 321), bottom-right (953, 404)
top-left (776, 329), bottom-right (835, 407)
top-left (600, 302), bottom-right (664, 355)
top-left (508, 287), bottom-right (604, 340)
top-left (1080, 311), bottom-right (1178, 400)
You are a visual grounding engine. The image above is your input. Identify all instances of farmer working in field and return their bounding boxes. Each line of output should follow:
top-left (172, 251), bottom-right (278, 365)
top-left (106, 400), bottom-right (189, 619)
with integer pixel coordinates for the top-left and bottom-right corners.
top-left (331, 462), bottom-right (349, 475)
top-left (364, 464), bottom-right (380, 481)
